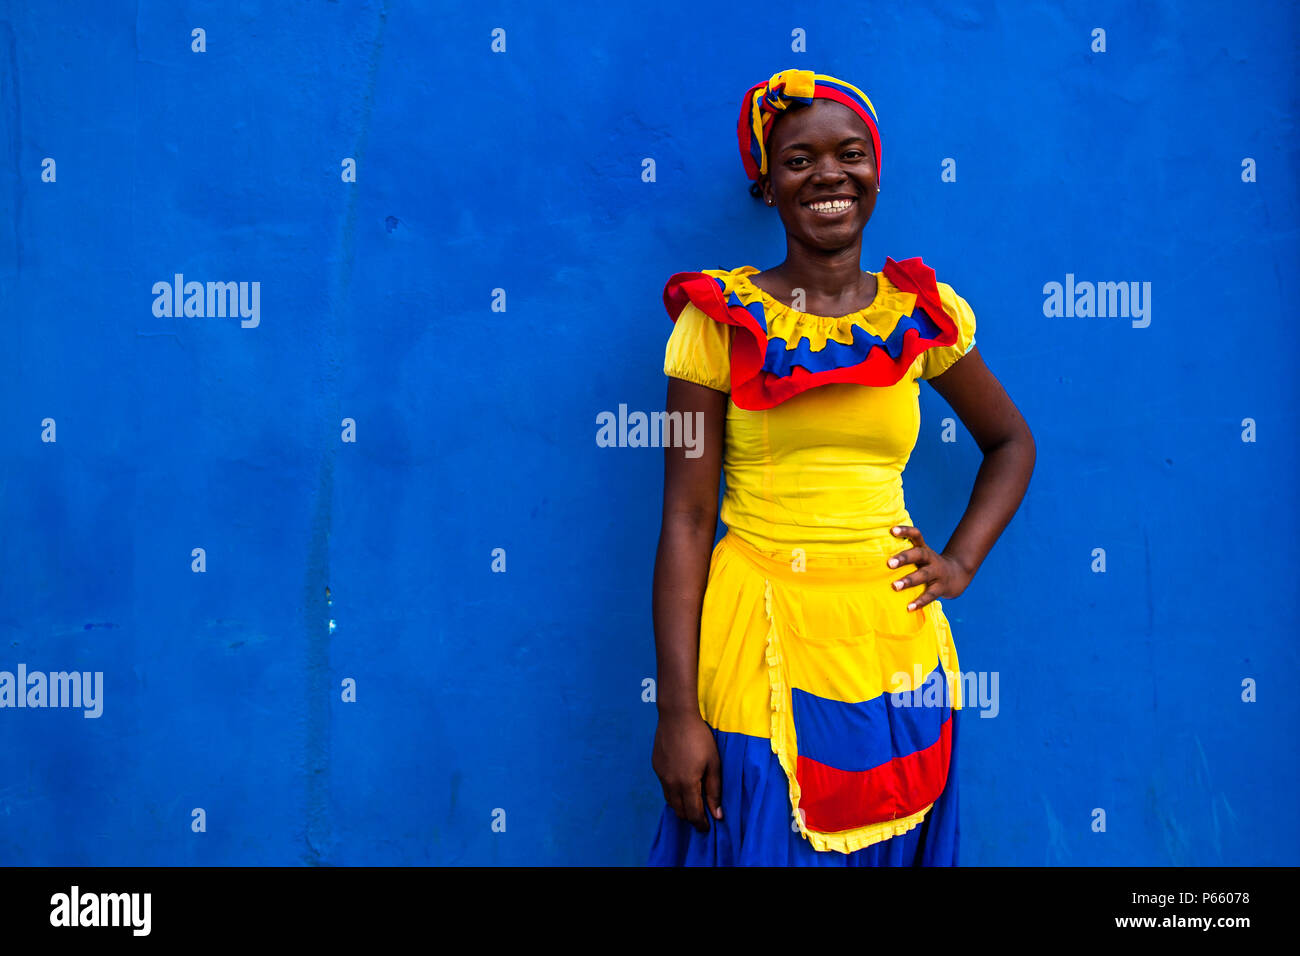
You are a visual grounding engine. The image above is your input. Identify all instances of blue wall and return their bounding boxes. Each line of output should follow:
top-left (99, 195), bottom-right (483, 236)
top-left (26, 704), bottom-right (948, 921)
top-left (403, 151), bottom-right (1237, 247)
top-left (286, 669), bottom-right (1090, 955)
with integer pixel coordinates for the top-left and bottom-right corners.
top-left (0, 0), bottom-right (1295, 865)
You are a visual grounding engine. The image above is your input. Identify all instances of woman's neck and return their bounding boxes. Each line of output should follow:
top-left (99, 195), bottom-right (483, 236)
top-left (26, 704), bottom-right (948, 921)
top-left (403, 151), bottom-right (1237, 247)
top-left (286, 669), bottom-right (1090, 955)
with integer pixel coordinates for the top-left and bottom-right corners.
top-left (757, 244), bottom-right (876, 311)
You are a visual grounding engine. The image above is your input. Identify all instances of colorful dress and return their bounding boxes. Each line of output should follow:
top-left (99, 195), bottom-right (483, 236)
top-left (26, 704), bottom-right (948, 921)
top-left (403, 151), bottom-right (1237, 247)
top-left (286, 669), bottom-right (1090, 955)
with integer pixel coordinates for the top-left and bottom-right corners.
top-left (647, 256), bottom-right (977, 866)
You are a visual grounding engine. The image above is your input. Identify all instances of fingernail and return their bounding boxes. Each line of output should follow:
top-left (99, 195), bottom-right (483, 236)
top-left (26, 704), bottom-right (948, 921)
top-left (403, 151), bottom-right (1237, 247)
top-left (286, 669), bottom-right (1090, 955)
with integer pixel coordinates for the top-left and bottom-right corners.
top-left (893, 581), bottom-right (903, 590)
top-left (892, 526), bottom-right (900, 533)
top-left (888, 558), bottom-right (898, 567)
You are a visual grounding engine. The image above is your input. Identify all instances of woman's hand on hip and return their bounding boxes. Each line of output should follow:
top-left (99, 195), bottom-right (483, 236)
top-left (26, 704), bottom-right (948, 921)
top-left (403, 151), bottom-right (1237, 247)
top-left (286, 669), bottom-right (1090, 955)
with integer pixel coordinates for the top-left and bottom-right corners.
top-left (886, 524), bottom-right (972, 611)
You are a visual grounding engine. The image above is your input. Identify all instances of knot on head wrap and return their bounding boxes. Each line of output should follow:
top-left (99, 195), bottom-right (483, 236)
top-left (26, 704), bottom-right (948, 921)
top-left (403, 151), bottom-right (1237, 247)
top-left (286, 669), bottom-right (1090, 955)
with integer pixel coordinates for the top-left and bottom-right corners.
top-left (737, 69), bottom-right (882, 185)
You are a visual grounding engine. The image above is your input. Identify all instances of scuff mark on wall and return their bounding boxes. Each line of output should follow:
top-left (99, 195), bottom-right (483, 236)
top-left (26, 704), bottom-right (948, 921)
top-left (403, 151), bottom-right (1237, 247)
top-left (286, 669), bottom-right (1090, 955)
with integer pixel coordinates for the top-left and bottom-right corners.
top-left (1041, 792), bottom-right (1072, 865)
top-left (301, 0), bottom-right (391, 866)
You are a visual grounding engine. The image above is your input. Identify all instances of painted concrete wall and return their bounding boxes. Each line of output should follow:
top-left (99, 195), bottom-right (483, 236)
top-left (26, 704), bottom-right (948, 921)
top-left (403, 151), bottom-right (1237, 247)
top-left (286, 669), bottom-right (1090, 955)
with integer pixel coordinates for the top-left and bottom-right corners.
top-left (0, 0), bottom-right (1295, 864)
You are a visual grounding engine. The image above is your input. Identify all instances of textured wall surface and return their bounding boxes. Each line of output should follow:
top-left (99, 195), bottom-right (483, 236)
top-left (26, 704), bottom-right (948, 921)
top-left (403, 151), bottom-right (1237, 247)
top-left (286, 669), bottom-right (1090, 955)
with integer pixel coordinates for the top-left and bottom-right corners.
top-left (0, 0), bottom-right (1296, 865)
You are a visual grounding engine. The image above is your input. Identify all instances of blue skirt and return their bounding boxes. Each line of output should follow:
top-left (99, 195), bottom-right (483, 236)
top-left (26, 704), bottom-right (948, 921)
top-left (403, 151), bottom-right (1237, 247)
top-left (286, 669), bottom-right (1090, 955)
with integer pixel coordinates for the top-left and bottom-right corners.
top-left (647, 706), bottom-right (960, 866)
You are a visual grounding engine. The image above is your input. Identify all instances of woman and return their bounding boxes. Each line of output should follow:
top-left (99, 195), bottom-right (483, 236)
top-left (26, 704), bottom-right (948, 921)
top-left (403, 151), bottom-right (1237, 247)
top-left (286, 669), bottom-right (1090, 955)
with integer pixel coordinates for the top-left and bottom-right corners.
top-left (647, 69), bottom-right (1035, 866)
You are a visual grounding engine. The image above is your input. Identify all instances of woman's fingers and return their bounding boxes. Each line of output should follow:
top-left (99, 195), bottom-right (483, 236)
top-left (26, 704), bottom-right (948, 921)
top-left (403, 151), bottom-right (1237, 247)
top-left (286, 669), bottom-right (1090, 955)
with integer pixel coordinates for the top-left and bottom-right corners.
top-left (887, 547), bottom-right (920, 569)
top-left (888, 527), bottom-right (926, 570)
top-left (703, 754), bottom-right (724, 822)
top-left (666, 786), bottom-right (687, 824)
top-left (667, 766), bottom-right (721, 832)
top-left (889, 525), bottom-right (934, 606)
top-left (893, 565), bottom-right (925, 589)
top-left (681, 779), bottom-right (710, 832)
top-left (891, 524), bottom-right (922, 544)
top-left (907, 584), bottom-right (940, 611)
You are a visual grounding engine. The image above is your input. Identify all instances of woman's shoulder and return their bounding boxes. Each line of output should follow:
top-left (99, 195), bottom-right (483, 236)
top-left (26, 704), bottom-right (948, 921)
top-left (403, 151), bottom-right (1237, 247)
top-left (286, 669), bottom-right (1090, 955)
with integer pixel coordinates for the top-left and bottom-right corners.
top-left (662, 273), bottom-right (735, 394)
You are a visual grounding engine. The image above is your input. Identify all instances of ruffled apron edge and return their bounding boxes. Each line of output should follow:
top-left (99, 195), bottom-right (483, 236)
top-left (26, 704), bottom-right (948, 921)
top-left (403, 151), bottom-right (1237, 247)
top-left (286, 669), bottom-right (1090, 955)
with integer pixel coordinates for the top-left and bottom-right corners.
top-left (762, 577), bottom-right (937, 854)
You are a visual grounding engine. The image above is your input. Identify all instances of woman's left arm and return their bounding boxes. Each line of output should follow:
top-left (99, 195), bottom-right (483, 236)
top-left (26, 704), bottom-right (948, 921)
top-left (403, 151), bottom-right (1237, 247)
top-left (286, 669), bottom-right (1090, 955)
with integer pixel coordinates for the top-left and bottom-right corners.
top-left (888, 346), bottom-right (1036, 609)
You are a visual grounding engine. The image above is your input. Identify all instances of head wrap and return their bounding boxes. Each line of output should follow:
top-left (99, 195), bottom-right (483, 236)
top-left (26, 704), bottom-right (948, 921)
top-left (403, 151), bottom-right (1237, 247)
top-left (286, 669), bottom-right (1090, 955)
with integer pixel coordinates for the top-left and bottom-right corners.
top-left (737, 69), bottom-right (882, 185)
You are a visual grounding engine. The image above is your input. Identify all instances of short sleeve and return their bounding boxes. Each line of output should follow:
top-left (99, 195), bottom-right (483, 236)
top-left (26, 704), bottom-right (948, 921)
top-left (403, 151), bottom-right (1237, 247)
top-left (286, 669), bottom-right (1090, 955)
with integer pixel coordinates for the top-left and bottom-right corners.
top-left (664, 301), bottom-right (732, 393)
top-left (918, 282), bottom-right (977, 380)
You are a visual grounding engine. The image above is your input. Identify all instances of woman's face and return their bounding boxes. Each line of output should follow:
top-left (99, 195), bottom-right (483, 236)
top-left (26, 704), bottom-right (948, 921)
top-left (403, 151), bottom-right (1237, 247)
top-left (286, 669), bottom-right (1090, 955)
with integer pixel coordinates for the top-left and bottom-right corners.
top-left (761, 99), bottom-right (879, 249)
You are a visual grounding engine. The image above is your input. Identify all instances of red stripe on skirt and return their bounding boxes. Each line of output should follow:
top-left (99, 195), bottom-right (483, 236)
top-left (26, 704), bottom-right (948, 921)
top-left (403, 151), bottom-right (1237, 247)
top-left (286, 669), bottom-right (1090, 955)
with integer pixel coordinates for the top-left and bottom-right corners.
top-left (795, 715), bottom-right (953, 833)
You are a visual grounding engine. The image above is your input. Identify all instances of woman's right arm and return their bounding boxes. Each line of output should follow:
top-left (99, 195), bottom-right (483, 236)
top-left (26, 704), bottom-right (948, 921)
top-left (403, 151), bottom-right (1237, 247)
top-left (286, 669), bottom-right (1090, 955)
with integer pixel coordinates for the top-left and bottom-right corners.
top-left (650, 376), bottom-right (729, 833)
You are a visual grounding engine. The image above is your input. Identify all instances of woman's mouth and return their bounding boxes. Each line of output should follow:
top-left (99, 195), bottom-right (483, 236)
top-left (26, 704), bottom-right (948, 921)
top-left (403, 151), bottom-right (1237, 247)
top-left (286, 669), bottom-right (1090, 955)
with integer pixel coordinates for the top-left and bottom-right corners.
top-left (802, 197), bottom-right (857, 217)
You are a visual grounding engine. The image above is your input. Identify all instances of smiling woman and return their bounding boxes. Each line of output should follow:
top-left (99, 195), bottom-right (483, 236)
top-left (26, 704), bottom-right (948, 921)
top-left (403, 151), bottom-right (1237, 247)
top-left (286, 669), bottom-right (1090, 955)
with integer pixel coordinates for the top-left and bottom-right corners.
top-left (647, 69), bottom-right (1036, 866)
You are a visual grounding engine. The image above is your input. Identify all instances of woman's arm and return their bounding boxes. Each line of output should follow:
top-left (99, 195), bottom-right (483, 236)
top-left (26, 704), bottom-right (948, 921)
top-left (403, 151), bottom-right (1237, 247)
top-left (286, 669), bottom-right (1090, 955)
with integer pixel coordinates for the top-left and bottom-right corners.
top-left (889, 347), bottom-right (1036, 607)
top-left (650, 376), bottom-right (728, 831)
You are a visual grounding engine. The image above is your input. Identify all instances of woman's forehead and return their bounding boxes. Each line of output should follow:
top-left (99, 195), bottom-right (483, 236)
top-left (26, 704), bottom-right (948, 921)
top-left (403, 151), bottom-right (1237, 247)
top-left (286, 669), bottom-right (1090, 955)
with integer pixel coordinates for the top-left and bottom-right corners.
top-left (770, 101), bottom-right (873, 149)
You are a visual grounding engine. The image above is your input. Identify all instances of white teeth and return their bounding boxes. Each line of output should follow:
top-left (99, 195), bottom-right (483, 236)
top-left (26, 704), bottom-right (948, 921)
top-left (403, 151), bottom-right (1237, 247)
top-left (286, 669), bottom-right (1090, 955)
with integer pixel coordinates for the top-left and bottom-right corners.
top-left (807, 199), bottom-right (855, 213)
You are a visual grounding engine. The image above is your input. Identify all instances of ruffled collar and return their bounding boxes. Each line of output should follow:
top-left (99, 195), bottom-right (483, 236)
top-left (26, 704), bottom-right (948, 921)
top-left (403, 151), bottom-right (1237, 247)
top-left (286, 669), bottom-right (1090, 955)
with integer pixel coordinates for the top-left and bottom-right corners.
top-left (662, 256), bottom-right (959, 410)
top-left (720, 264), bottom-right (920, 338)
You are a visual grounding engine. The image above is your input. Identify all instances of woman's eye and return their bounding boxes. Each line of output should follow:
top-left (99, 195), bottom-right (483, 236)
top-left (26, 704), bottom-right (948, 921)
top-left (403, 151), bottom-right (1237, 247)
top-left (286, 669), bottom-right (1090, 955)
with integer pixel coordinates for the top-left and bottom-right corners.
top-left (789, 151), bottom-right (864, 167)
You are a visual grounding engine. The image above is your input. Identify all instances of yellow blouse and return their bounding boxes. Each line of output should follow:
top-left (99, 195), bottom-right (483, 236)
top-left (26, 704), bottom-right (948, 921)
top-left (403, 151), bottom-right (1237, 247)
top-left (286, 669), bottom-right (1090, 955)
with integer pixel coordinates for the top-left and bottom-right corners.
top-left (663, 266), bottom-right (977, 557)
